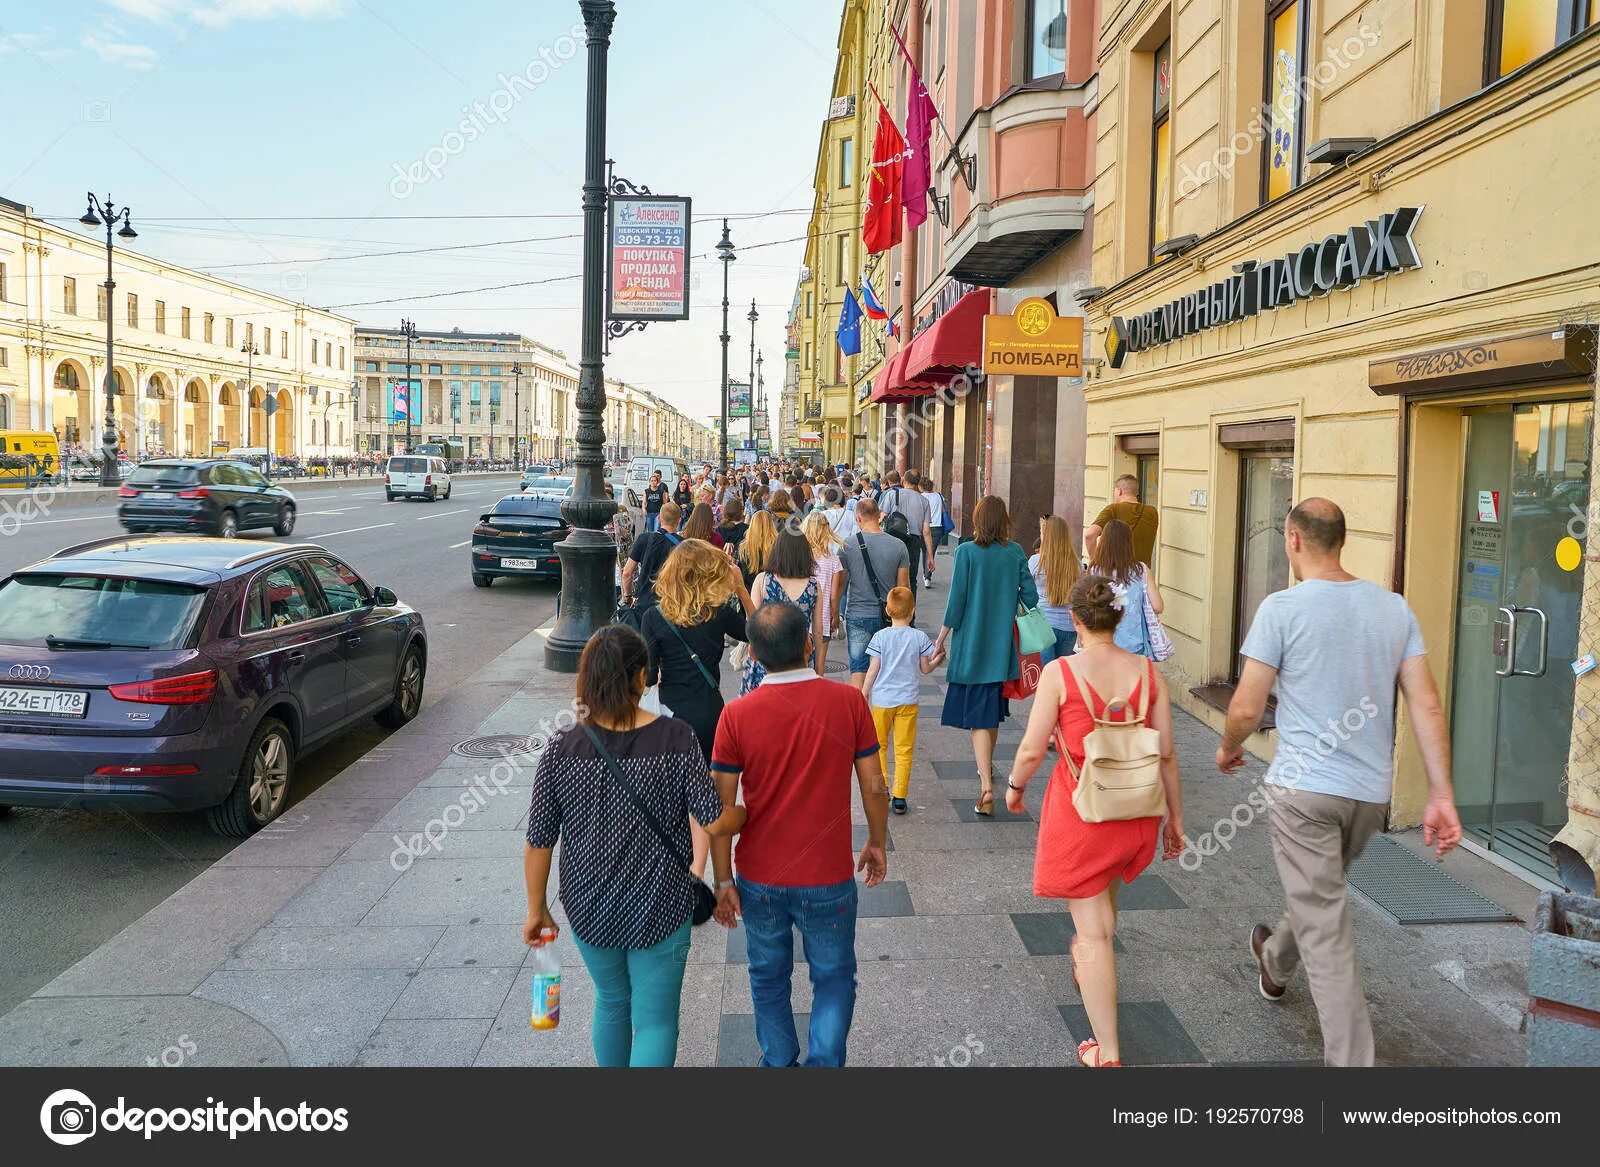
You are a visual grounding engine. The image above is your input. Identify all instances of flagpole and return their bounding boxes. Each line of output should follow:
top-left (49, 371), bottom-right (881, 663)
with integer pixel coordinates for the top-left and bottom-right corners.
top-left (889, 21), bottom-right (955, 151)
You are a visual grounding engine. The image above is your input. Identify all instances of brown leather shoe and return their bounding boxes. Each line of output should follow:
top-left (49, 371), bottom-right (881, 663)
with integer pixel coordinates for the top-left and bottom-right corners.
top-left (1251, 925), bottom-right (1286, 1001)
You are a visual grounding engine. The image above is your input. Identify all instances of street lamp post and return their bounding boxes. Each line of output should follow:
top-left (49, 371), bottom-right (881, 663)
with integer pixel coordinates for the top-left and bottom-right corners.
top-left (240, 340), bottom-right (258, 453)
top-left (79, 193), bottom-right (137, 486)
top-left (717, 220), bottom-right (735, 473)
top-left (756, 349), bottom-right (765, 453)
top-left (547, 0), bottom-right (622, 673)
top-left (747, 298), bottom-right (758, 458)
top-left (511, 362), bottom-right (522, 468)
top-left (399, 317), bottom-right (418, 454)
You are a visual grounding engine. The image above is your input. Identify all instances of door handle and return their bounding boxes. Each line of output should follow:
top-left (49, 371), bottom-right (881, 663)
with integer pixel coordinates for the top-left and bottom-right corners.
top-left (285, 651), bottom-right (307, 666)
top-left (1494, 607), bottom-right (1518, 677)
top-left (1513, 606), bottom-right (1549, 678)
top-left (344, 634), bottom-right (363, 645)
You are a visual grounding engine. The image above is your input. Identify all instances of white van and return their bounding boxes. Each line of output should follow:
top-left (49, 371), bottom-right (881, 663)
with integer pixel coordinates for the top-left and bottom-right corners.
top-left (385, 455), bottom-right (452, 502)
top-left (626, 455), bottom-right (687, 492)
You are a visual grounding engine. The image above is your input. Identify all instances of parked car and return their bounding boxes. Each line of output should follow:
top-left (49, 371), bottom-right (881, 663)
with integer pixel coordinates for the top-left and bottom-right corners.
top-left (520, 475), bottom-right (572, 502)
top-left (519, 465), bottom-right (553, 490)
top-left (0, 537), bottom-right (427, 836)
top-left (470, 495), bottom-right (568, 586)
top-left (117, 459), bottom-right (298, 539)
top-left (384, 455), bottom-right (453, 502)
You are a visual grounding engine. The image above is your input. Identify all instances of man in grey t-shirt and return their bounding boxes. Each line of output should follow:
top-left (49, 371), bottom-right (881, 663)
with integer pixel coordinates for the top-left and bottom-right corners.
top-left (878, 470), bottom-right (933, 602)
top-left (837, 499), bottom-right (911, 689)
top-left (1220, 498), bottom-right (1461, 1067)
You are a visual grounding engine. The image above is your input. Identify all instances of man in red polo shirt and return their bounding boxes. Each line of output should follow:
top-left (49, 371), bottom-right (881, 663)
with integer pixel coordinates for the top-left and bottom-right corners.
top-left (710, 602), bottom-right (888, 1068)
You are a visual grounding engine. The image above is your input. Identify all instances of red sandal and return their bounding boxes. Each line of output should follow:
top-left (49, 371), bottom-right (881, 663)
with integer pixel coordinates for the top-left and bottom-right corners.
top-left (1077, 1039), bottom-right (1122, 1068)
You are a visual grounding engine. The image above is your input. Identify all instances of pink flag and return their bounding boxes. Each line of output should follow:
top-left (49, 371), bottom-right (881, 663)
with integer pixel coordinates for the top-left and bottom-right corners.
top-left (893, 23), bottom-right (940, 231)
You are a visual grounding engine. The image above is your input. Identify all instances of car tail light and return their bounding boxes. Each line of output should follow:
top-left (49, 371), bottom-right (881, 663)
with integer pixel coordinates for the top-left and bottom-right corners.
top-left (117, 485), bottom-right (139, 498)
top-left (109, 669), bottom-right (218, 705)
top-left (176, 487), bottom-right (209, 499)
top-left (384, 473), bottom-right (391, 484)
top-left (473, 522), bottom-right (499, 538)
top-left (94, 764), bottom-right (199, 777)
top-left (424, 474), bottom-right (432, 485)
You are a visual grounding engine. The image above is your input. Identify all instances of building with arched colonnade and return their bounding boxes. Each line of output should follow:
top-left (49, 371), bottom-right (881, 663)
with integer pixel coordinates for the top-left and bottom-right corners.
top-left (0, 193), bottom-right (355, 461)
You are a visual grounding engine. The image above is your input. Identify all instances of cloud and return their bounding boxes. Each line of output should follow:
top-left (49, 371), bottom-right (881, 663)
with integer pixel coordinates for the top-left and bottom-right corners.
top-left (101, 0), bottom-right (350, 25)
top-left (81, 31), bottom-right (160, 69)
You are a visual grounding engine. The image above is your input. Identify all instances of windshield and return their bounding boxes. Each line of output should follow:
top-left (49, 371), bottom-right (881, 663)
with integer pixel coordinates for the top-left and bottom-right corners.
top-left (128, 464), bottom-right (201, 488)
top-left (0, 575), bottom-right (208, 649)
top-left (528, 477), bottom-right (570, 491)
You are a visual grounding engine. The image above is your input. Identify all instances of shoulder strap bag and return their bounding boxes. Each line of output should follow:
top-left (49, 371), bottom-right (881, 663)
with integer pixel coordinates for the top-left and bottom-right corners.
top-left (580, 723), bottom-right (716, 926)
top-left (1059, 657), bottom-right (1167, 824)
top-left (855, 533), bottom-right (890, 626)
top-left (661, 618), bottom-right (721, 691)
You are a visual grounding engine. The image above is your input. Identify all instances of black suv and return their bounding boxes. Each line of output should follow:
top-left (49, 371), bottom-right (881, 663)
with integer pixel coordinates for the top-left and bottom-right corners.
top-left (118, 460), bottom-right (299, 539)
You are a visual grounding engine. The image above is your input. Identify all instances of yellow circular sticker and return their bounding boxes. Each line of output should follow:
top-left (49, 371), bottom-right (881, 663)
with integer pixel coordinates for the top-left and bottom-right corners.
top-left (1556, 536), bottom-right (1583, 572)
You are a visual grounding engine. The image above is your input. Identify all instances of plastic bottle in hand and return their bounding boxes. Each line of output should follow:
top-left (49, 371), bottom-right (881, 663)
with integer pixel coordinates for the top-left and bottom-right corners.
top-left (529, 930), bottom-right (561, 1030)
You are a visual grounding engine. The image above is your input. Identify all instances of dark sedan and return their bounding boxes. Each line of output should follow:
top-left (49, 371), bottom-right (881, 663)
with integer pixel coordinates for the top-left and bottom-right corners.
top-left (118, 459), bottom-right (298, 538)
top-left (470, 495), bottom-right (566, 586)
top-left (0, 538), bottom-right (426, 836)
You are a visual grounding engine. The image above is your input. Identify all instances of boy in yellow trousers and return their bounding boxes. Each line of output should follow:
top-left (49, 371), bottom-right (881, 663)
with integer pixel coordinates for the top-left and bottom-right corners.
top-left (862, 587), bottom-right (945, 815)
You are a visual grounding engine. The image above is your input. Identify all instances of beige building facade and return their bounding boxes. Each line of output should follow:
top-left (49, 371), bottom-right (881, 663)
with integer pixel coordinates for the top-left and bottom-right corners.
top-left (0, 194), bottom-right (355, 460)
top-left (1086, 3), bottom-right (1600, 887)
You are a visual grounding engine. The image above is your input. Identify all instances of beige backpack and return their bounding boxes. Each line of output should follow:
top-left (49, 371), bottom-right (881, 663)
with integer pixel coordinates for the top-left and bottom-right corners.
top-left (1059, 656), bottom-right (1167, 823)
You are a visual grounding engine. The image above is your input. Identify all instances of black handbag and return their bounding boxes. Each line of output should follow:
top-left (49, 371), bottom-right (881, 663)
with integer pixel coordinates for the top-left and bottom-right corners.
top-left (580, 724), bottom-right (716, 926)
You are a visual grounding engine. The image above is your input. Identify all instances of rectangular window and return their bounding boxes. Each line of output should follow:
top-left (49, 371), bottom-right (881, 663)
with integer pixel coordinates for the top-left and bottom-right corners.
top-left (1220, 421), bottom-right (1297, 678)
top-left (127, 293), bottom-right (139, 328)
top-left (204, 312), bottom-right (214, 344)
top-left (280, 331), bottom-right (288, 358)
top-left (836, 236), bottom-right (848, 284)
top-left (98, 286), bottom-right (109, 322)
top-left (155, 300), bottom-right (166, 333)
top-left (0, 262), bottom-right (6, 302)
top-left (470, 382), bottom-right (482, 404)
top-left (245, 322), bottom-right (253, 348)
top-left (63, 277), bottom-right (77, 315)
top-left (1150, 39), bottom-right (1172, 258)
top-left (338, 345), bottom-right (345, 370)
top-left (225, 318), bottom-right (234, 348)
top-left (840, 138), bottom-right (854, 187)
top-left (311, 339), bottom-right (319, 364)
top-left (1027, 0), bottom-right (1067, 80)
top-left (1263, 0), bottom-right (1308, 202)
top-left (1488, 0), bottom-right (1594, 80)
top-left (428, 363), bottom-right (443, 375)
top-left (181, 306), bottom-right (191, 338)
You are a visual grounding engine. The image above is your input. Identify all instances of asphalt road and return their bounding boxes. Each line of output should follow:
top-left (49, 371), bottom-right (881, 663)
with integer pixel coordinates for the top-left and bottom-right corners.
top-left (0, 473), bottom-right (561, 1014)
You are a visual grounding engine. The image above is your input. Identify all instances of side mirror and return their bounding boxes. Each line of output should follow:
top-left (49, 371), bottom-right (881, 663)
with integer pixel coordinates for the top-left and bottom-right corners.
top-left (372, 586), bottom-right (399, 607)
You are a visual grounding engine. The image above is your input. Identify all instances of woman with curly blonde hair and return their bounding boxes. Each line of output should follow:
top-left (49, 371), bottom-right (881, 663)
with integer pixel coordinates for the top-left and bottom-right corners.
top-left (643, 539), bottom-right (754, 877)
top-left (803, 509), bottom-right (846, 671)
top-left (738, 509), bottom-right (778, 590)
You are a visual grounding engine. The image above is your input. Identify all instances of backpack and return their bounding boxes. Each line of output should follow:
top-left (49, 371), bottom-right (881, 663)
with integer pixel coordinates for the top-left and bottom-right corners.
top-left (881, 488), bottom-right (911, 540)
top-left (1059, 657), bottom-right (1166, 823)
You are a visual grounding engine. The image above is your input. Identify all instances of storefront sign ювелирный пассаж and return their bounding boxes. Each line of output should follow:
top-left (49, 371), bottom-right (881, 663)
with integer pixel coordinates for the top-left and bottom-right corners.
top-left (1106, 207), bottom-right (1423, 369)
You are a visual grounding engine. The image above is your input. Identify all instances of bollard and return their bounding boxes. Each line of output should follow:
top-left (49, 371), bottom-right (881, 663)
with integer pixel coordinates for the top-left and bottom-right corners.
top-left (1527, 891), bottom-right (1600, 1065)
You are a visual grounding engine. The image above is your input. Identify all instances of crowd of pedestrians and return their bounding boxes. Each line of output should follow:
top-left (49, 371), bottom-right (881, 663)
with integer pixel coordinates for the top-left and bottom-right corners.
top-left (522, 460), bottom-right (1465, 1070)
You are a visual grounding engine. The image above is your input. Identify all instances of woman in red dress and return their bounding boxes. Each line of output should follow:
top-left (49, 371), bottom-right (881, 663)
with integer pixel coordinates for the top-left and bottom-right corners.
top-left (1006, 576), bottom-right (1185, 1067)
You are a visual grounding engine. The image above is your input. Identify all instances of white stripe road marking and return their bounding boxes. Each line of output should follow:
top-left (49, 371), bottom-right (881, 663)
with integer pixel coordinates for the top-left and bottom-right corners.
top-left (307, 523), bottom-right (396, 538)
top-left (449, 540), bottom-right (471, 549)
top-left (415, 508), bottom-right (469, 521)
top-left (15, 514), bottom-right (109, 526)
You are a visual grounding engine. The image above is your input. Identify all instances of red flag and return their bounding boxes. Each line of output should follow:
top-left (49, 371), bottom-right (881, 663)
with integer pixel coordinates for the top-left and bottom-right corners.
top-left (863, 101), bottom-right (905, 255)
top-left (892, 23), bottom-right (941, 231)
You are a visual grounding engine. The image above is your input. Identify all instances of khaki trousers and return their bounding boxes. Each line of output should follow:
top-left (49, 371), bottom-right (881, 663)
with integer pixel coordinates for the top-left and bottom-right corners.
top-left (1261, 786), bottom-right (1387, 1067)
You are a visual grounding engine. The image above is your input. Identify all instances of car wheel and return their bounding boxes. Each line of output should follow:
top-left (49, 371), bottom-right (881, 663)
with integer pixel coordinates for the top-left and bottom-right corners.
top-left (274, 504), bottom-right (296, 537)
top-left (385, 491), bottom-right (396, 502)
top-left (472, 572), bottom-right (493, 588)
top-left (376, 645), bottom-right (426, 729)
top-left (206, 717), bottom-right (293, 837)
top-left (217, 510), bottom-right (239, 539)
top-left (444, 484), bottom-right (452, 500)
top-left (0, 804), bottom-right (12, 818)
top-left (425, 487), bottom-right (437, 502)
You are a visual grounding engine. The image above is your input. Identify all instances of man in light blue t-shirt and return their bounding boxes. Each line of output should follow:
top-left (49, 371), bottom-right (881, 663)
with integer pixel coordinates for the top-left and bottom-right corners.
top-left (1219, 498), bottom-right (1462, 1067)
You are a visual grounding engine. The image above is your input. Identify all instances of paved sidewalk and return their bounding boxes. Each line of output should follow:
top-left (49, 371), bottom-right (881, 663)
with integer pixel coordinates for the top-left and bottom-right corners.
top-left (0, 554), bottom-right (1535, 1067)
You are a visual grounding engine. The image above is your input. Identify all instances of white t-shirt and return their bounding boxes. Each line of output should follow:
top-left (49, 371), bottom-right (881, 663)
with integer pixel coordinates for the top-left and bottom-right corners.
top-left (1240, 578), bottom-right (1426, 805)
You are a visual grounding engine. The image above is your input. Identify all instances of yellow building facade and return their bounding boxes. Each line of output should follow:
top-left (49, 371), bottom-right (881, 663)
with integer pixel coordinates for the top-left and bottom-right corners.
top-left (1086, 3), bottom-right (1600, 887)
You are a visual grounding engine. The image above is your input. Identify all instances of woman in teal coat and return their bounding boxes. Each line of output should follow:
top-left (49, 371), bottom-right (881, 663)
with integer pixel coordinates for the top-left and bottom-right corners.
top-left (935, 495), bottom-right (1038, 817)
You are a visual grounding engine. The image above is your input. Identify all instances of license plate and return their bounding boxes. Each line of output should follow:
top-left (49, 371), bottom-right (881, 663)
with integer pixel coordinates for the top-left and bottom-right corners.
top-left (500, 558), bottom-right (539, 570)
top-left (0, 685), bottom-right (88, 718)
top-left (145, 492), bottom-right (170, 502)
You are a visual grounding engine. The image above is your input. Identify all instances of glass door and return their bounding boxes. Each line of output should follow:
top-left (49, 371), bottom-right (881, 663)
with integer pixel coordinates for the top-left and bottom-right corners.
top-left (1233, 449), bottom-right (1295, 678)
top-left (1449, 400), bottom-right (1592, 880)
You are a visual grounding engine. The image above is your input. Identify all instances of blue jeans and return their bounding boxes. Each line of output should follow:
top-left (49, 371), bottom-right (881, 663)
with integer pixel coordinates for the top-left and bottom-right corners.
top-left (737, 877), bottom-right (858, 1067)
top-left (644, 513), bottom-right (661, 533)
top-left (571, 920), bottom-right (691, 1067)
top-left (845, 614), bottom-right (885, 675)
top-left (1038, 627), bottom-right (1077, 665)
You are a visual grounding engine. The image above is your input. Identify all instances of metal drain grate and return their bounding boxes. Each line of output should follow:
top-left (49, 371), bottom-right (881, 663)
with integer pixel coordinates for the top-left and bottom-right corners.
top-left (824, 656), bottom-right (848, 675)
top-left (1347, 836), bottom-right (1518, 925)
top-left (452, 734), bottom-right (539, 759)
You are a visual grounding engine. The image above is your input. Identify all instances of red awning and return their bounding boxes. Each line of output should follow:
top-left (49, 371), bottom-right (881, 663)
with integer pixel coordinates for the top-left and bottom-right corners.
top-left (869, 289), bottom-right (992, 404)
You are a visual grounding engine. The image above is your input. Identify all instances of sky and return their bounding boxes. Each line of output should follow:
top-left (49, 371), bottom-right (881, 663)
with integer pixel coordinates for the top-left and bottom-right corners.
top-left (0, 0), bottom-right (840, 429)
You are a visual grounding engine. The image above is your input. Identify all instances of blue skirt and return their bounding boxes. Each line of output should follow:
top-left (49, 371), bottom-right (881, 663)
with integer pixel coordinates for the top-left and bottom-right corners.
top-left (940, 681), bottom-right (1011, 730)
